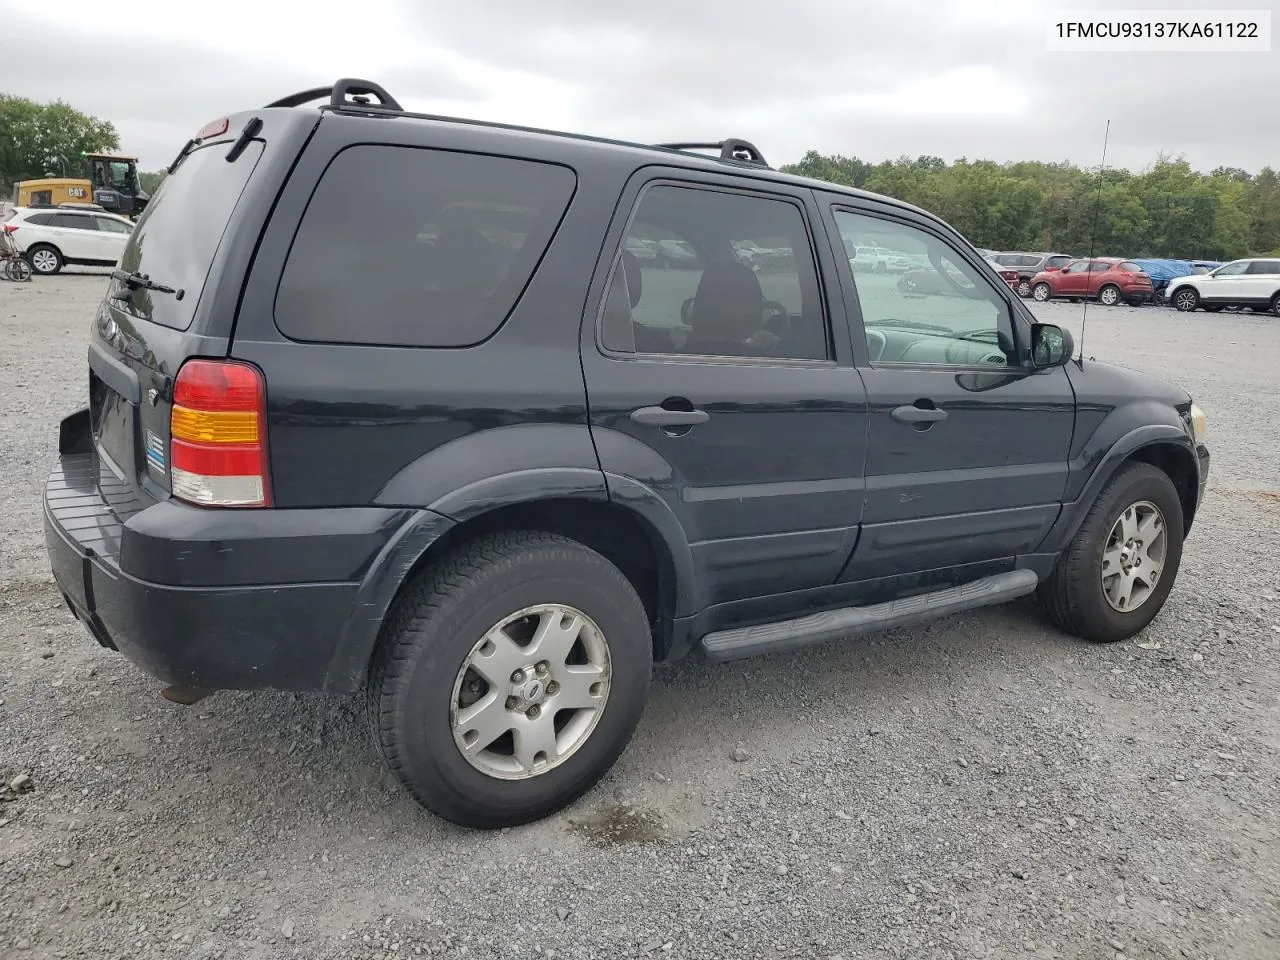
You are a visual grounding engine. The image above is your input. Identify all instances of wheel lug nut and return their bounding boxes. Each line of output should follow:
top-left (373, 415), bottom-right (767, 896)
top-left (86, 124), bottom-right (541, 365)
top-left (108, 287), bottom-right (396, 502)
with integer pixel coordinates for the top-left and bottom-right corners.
top-left (535, 661), bottom-right (549, 676)
top-left (527, 705), bottom-right (541, 719)
top-left (505, 696), bottom-right (518, 710)
top-left (547, 681), bottom-right (560, 696)
top-left (511, 669), bottom-right (525, 683)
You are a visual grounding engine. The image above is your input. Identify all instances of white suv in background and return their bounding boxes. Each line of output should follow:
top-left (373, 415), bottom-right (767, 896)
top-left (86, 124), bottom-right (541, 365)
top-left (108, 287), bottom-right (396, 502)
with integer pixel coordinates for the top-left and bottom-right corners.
top-left (1165, 258), bottom-right (1280, 316)
top-left (3, 207), bottom-right (134, 275)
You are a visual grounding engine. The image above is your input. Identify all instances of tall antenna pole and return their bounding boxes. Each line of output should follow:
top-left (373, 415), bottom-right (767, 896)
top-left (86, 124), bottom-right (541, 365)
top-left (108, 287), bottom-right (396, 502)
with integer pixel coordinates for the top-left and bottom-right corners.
top-left (1078, 119), bottom-right (1111, 361)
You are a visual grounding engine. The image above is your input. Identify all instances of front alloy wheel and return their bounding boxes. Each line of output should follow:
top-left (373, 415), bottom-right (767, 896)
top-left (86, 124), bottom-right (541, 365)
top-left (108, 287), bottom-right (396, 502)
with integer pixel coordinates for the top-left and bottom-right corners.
top-left (452, 604), bottom-right (611, 780)
top-left (1032, 283), bottom-right (1052, 302)
top-left (1100, 501), bottom-right (1167, 613)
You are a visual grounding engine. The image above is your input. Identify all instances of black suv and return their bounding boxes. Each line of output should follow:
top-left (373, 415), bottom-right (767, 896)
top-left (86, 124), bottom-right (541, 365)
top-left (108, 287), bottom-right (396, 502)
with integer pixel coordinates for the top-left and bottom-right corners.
top-left (992, 251), bottom-right (1076, 298)
top-left (43, 80), bottom-right (1210, 829)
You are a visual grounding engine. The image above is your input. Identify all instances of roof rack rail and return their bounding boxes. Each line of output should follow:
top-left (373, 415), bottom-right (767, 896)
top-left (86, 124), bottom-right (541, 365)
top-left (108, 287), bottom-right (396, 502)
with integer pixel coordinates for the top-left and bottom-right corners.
top-left (265, 78), bottom-right (404, 113)
top-left (655, 139), bottom-right (770, 168)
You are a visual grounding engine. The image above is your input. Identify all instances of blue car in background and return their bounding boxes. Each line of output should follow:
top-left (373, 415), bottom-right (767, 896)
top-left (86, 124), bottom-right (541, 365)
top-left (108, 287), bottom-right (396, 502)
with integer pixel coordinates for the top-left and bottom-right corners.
top-left (1133, 259), bottom-right (1222, 304)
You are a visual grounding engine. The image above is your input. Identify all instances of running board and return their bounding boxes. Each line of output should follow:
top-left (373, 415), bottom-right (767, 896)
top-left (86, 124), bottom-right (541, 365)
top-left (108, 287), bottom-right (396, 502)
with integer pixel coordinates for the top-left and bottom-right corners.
top-left (700, 569), bottom-right (1039, 662)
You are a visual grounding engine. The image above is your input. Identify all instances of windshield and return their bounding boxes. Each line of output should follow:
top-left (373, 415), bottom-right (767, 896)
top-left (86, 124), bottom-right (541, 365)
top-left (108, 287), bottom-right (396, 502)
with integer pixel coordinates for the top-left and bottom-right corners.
top-left (113, 139), bottom-right (264, 330)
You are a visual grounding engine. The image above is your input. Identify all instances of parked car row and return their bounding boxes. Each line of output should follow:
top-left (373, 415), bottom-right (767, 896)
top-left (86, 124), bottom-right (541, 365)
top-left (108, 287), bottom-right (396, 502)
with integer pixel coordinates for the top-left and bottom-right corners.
top-left (981, 247), bottom-right (1279, 316)
top-left (2, 205), bottom-right (135, 275)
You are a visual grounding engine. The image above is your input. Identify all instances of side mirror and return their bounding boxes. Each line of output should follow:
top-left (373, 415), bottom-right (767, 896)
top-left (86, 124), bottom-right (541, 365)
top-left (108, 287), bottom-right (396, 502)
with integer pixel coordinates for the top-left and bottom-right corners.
top-left (1031, 323), bottom-right (1073, 368)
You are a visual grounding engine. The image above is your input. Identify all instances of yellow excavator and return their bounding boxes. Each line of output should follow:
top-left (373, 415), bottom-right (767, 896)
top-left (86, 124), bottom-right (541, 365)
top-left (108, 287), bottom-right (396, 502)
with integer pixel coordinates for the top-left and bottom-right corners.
top-left (11, 152), bottom-right (149, 218)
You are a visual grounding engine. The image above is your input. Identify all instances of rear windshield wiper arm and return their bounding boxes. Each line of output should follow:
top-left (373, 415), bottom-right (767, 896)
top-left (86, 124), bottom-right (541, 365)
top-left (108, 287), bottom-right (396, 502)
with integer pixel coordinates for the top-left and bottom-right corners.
top-left (111, 269), bottom-right (185, 301)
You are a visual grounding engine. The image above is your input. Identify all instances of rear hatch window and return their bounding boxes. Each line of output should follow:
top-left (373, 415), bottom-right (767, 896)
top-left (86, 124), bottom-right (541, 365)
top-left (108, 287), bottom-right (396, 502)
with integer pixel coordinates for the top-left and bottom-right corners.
top-left (114, 139), bottom-right (265, 331)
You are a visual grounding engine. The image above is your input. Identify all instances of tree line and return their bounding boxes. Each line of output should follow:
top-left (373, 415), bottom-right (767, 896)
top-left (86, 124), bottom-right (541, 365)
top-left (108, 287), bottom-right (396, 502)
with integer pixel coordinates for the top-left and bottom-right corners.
top-left (781, 151), bottom-right (1280, 261)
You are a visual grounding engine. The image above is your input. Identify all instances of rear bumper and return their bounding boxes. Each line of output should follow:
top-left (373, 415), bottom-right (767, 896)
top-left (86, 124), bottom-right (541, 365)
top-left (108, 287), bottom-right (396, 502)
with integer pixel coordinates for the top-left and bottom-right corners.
top-left (44, 451), bottom-right (452, 692)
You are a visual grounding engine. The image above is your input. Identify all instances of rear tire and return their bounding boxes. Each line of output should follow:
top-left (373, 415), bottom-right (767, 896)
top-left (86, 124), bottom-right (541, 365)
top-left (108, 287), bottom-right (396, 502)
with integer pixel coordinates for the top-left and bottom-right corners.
top-left (1098, 284), bottom-right (1121, 306)
top-left (366, 531), bottom-right (652, 829)
top-left (1038, 462), bottom-right (1184, 643)
top-left (1032, 283), bottom-right (1052, 302)
top-left (26, 244), bottom-right (62, 275)
top-left (1017, 278), bottom-right (1032, 298)
top-left (1270, 292), bottom-right (1279, 317)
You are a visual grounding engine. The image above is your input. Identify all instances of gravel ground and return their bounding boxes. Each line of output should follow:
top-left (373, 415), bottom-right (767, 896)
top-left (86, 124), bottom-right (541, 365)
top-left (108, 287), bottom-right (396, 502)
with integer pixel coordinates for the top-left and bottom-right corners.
top-left (2, 273), bottom-right (1279, 960)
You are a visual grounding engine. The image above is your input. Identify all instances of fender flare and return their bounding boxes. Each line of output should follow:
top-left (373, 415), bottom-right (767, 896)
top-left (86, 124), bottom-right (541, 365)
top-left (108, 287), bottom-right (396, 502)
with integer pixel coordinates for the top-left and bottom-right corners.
top-left (1042, 424), bottom-right (1198, 552)
top-left (324, 470), bottom-right (700, 693)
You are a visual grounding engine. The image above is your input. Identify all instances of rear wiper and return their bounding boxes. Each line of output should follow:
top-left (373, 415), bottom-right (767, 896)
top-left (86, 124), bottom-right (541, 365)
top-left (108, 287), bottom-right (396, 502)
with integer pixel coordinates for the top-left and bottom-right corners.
top-left (110, 269), bottom-right (185, 301)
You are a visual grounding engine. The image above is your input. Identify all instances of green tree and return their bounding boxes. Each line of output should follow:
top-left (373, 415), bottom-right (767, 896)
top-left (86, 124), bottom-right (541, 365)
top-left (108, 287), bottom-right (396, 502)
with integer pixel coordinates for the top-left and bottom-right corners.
top-left (138, 170), bottom-right (167, 195)
top-left (0, 94), bottom-right (119, 192)
top-left (781, 150), bottom-right (1280, 260)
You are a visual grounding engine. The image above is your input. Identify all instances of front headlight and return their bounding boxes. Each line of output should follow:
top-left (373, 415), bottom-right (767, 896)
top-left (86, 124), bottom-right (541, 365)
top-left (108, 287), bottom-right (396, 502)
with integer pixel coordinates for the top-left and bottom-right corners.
top-left (1189, 402), bottom-right (1208, 442)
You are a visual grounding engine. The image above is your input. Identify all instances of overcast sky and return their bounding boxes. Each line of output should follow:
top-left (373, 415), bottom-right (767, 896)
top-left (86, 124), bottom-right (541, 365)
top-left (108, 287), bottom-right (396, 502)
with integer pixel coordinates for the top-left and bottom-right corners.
top-left (3, 0), bottom-right (1277, 175)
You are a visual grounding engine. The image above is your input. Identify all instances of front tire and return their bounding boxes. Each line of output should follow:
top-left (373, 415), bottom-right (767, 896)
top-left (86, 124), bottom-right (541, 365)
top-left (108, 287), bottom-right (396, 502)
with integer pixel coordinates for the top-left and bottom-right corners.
top-left (1032, 282), bottom-right (1052, 302)
top-left (366, 531), bottom-right (652, 829)
top-left (26, 245), bottom-right (63, 275)
top-left (1171, 287), bottom-right (1199, 312)
top-left (1038, 462), bottom-right (1184, 643)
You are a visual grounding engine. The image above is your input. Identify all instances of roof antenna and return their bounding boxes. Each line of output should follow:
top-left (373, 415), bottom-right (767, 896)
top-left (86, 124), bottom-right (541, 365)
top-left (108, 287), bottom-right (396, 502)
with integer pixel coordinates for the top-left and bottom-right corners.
top-left (1078, 119), bottom-right (1110, 363)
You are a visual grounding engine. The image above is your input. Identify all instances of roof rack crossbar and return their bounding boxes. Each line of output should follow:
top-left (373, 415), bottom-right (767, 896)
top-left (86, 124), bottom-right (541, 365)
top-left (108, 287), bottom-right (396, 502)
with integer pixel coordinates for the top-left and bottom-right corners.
top-left (266, 79), bottom-right (403, 113)
top-left (656, 139), bottom-right (769, 168)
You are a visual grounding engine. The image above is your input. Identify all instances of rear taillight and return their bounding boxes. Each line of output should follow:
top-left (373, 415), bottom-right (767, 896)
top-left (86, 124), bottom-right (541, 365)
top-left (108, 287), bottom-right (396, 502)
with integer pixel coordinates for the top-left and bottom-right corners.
top-left (3, 225), bottom-right (16, 233)
top-left (169, 359), bottom-right (270, 507)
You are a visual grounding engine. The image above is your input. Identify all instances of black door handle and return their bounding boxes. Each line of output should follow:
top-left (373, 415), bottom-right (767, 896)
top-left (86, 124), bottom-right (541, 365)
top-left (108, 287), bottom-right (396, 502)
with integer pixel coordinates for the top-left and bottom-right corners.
top-left (891, 404), bottom-right (948, 424)
top-left (630, 406), bottom-right (710, 427)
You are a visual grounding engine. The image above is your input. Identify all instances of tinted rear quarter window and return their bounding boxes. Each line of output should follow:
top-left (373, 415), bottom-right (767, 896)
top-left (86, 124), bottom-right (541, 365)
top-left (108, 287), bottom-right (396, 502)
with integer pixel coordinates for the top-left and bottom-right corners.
top-left (274, 145), bottom-right (576, 348)
top-left (1246, 260), bottom-right (1280, 274)
top-left (25, 212), bottom-right (56, 226)
top-left (1119, 262), bottom-right (1142, 272)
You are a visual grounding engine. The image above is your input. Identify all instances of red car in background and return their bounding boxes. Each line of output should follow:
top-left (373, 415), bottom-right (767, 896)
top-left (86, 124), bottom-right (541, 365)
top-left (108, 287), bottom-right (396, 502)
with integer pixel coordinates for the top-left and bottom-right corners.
top-left (1029, 258), bottom-right (1153, 306)
top-left (984, 257), bottom-right (1021, 290)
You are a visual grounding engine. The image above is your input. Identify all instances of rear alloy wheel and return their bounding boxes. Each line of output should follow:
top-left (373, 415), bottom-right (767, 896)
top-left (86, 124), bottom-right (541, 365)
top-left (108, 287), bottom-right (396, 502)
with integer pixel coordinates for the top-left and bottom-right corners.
top-left (1038, 461), bottom-right (1184, 643)
top-left (1016, 278), bottom-right (1032, 298)
top-left (1171, 287), bottom-right (1199, 312)
top-left (1098, 284), bottom-right (1121, 306)
top-left (27, 245), bottom-right (62, 275)
top-left (1032, 283), bottom-right (1052, 302)
top-left (1270, 293), bottom-right (1279, 317)
top-left (366, 531), bottom-right (652, 828)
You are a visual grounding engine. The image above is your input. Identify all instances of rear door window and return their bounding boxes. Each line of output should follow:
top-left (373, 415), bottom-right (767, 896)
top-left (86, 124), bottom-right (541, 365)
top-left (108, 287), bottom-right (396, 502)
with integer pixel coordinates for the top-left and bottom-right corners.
top-left (274, 145), bottom-right (576, 348)
top-left (56, 214), bottom-right (97, 230)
